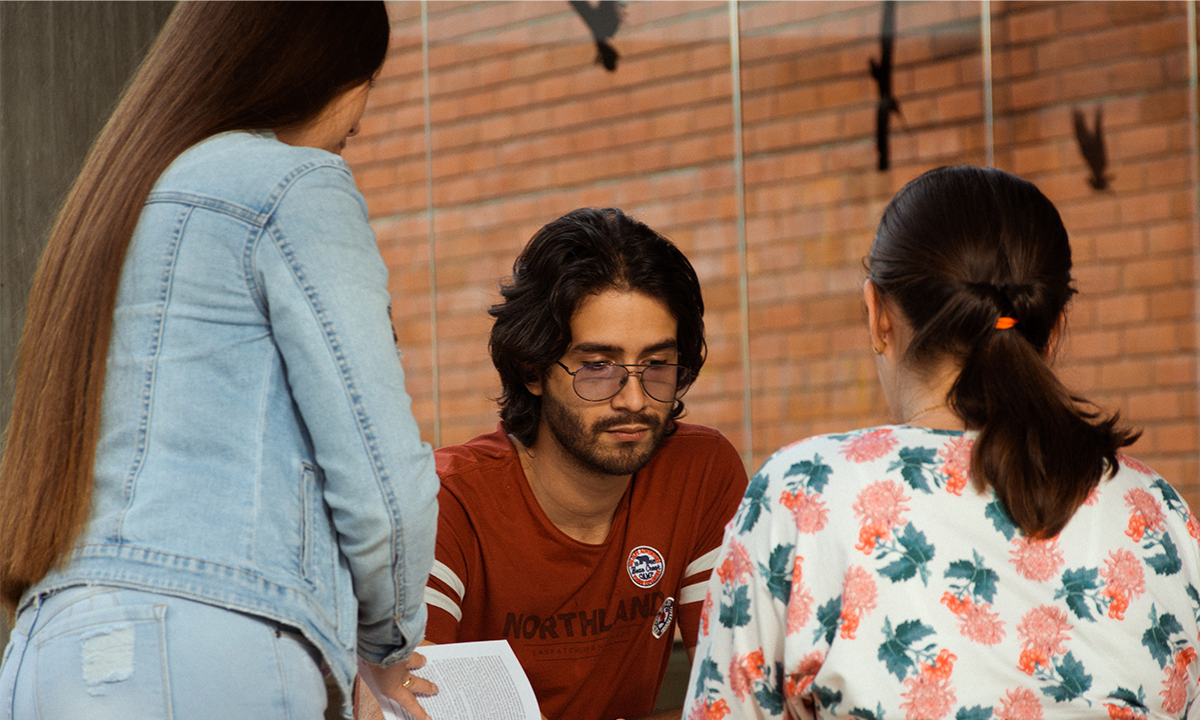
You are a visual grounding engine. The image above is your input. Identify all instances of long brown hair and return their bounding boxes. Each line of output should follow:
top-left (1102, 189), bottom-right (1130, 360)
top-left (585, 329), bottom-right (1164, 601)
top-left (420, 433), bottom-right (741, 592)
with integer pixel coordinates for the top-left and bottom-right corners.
top-left (0, 2), bottom-right (390, 612)
top-left (868, 165), bottom-right (1139, 539)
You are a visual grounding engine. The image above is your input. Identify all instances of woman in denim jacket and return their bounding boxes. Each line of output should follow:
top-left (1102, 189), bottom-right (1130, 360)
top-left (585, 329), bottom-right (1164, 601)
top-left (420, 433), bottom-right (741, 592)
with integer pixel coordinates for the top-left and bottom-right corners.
top-left (0, 4), bottom-right (438, 718)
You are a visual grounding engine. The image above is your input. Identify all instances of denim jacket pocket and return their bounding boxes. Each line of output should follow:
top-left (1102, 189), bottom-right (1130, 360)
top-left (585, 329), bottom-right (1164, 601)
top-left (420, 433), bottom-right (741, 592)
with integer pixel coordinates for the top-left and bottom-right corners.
top-left (299, 462), bottom-right (334, 591)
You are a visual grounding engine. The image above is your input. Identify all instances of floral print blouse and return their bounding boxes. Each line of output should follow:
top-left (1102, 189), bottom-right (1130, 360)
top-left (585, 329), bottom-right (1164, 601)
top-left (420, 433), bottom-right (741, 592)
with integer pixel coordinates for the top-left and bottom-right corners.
top-left (687, 426), bottom-right (1200, 720)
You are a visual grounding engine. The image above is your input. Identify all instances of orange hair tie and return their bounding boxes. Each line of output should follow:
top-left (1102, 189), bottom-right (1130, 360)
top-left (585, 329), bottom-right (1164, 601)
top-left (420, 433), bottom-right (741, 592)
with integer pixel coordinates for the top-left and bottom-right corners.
top-left (995, 317), bottom-right (1017, 330)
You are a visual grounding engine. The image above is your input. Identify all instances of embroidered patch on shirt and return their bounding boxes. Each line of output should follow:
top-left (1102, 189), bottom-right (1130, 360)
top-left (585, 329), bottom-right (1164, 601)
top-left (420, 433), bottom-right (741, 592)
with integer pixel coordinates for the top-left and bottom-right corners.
top-left (652, 597), bottom-right (675, 638)
top-left (627, 546), bottom-right (665, 588)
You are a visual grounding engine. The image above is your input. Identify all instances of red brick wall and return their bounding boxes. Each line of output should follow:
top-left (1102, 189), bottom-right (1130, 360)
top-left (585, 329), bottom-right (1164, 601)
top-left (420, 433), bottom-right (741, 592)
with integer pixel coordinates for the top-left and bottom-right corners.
top-left (345, 1), bottom-right (1199, 514)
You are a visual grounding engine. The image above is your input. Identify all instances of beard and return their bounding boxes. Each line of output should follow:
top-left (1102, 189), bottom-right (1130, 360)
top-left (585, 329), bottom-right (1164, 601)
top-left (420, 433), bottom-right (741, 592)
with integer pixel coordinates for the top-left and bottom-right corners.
top-left (540, 392), bottom-right (669, 477)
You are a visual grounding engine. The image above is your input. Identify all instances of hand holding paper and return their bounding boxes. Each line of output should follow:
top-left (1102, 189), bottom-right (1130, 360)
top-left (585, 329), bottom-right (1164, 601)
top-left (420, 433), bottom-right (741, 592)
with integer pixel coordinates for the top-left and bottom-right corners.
top-left (359, 651), bottom-right (439, 720)
top-left (360, 640), bottom-right (540, 720)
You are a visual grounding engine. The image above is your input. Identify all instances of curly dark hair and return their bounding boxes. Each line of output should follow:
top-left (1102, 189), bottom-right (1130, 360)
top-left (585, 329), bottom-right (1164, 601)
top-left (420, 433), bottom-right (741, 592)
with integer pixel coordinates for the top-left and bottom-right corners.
top-left (489, 208), bottom-right (706, 447)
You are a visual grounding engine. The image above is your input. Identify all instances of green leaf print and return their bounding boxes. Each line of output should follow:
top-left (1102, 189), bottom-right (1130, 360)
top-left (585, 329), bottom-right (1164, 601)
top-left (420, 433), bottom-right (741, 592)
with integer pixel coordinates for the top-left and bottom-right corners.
top-left (1151, 478), bottom-right (1184, 511)
top-left (879, 524), bottom-right (936, 585)
top-left (719, 584), bottom-right (753, 628)
top-left (811, 684), bottom-right (843, 715)
top-left (944, 551), bottom-right (999, 603)
top-left (1142, 605), bottom-right (1184, 668)
top-left (956, 706), bottom-right (994, 720)
top-left (1145, 532), bottom-right (1182, 576)
top-left (693, 657), bottom-right (722, 699)
top-left (754, 683), bottom-right (784, 714)
top-left (886, 446), bottom-right (941, 493)
top-left (984, 499), bottom-right (1017, 540)
top-left (737, 471), bottom-right (771, 534)
top-left (1105, 686), bottom-right (1146, 708)
top-left (893, 618), bottom-right (937, 646)
top-left (1043, 651), bottom-right (1092, 702)
top-left (848, 704), bottom-right (885, 720)
top-left (1056, 567), bottom-right (1102, 622)
top-left (878, 618), bottom-right (935, 681)
top-left (815, 596), bottom-right (842, 645)
top-left (783, 454), bottom-right (833, 495)
top-left (759, 544), bottom-right (794, 605)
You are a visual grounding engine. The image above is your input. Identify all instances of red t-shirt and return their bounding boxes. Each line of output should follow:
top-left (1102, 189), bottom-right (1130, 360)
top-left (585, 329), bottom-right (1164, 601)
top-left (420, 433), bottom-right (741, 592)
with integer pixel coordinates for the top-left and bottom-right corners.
top-left (424, 423), bottom-right (748, 720)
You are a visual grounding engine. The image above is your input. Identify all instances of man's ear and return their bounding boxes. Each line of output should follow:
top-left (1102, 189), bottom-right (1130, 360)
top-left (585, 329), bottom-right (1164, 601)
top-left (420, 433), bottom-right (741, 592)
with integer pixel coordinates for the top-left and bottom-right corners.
top-left (525, 369), bottom-right (544, 397)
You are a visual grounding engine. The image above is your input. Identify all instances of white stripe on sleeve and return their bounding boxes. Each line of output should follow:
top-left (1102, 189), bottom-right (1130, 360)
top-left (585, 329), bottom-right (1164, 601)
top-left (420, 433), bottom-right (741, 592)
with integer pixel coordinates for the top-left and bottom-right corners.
top-left (429, 560), bottom-right (465, 599)
top-left (680, 581), bottom-right (710, 605)
top-left (683, 546), bottom-right (721, 579)
top-left (423, 587), bottom-right (462, 623)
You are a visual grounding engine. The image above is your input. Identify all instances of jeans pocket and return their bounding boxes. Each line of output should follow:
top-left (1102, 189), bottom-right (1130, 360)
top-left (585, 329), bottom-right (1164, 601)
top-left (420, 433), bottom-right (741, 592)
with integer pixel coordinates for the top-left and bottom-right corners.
top-left (34, 602), bottom-right (169, 718)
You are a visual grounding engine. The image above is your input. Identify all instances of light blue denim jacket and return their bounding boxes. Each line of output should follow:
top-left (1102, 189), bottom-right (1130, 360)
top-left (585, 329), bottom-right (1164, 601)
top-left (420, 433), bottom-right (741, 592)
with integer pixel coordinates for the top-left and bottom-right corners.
top-left (22, 131), bottom-right (438, 709)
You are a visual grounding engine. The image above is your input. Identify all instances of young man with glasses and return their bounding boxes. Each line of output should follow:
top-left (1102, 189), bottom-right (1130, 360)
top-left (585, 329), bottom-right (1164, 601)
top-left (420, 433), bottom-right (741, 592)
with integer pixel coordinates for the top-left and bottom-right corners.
top-left (357, 208), bottom-right (747, 720)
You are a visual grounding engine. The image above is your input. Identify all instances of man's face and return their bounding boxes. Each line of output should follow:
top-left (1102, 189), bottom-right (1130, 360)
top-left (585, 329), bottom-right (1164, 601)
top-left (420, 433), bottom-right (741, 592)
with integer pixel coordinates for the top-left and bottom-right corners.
top-left (530, 289), bottom-right (680, 477)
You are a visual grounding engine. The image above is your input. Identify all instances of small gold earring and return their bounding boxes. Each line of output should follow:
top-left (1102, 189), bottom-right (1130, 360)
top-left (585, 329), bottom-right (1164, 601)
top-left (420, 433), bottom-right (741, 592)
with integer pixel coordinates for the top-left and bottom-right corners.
top-left (872, 335), bottom-right (886, 355)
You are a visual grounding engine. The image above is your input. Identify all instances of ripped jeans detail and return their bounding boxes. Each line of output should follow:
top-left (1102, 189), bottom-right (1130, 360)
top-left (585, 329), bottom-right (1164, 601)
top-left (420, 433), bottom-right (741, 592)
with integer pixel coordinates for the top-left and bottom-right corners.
top-left (0, 585), bottom-right (325, 720)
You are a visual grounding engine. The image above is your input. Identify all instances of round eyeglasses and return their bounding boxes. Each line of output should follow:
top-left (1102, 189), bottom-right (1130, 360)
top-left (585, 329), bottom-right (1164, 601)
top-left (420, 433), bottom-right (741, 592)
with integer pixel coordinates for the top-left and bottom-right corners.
top-left (556, 361), bottom-right (693, 403)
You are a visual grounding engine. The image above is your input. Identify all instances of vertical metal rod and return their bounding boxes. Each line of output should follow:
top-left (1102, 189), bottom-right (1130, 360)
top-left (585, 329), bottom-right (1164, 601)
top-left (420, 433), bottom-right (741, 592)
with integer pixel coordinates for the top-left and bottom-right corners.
top-left (981, 0), bottom-right (994, 167)
top-left (1188, 0), bottom-right (1198, 481)
top-left (728, 0), bottom-right (752, 468)
top-left (422, 0), bottom-right (441, 448)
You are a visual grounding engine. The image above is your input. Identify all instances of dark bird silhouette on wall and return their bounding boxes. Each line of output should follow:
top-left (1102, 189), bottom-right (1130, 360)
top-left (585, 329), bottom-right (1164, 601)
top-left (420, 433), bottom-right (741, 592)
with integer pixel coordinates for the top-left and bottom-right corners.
top-left (570, 1), bottom-right (624, 71)
top-left (1073, 107), bottom-right (1111, 190)
top-left (869, 1), bottom-right (901, 171)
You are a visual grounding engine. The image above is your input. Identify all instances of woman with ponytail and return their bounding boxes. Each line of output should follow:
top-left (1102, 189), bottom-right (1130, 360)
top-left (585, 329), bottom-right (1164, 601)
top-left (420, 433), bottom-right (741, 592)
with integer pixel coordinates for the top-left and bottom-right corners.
top-left (687, 166), bottom-right (1200, 718)
top-left (0, 4), bottom-right (438, 718)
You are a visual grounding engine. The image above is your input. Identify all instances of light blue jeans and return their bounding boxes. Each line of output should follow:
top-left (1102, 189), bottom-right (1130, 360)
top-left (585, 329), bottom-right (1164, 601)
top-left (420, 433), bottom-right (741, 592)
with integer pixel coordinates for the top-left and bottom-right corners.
top-left (0, 585), bottom-right (327, 720)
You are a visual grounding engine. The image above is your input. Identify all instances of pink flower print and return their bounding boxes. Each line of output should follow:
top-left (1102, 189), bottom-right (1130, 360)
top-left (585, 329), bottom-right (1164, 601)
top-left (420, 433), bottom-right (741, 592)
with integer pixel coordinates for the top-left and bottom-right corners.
top-left (780, 488), bottom-right (829, 534)
top-left (699, 591), bottom-right (712, 637)
top-left (960, 602), bottom-right (1005, 645)
top-left (1082, 484), bottom-right (1101, 506)
top-left (788, 650), bottom-right (824, 697)
top-left (1124, 488), bottom-right (1165, 542)
top-left (1009, 536), bottom-right (1064, 582)
top-left (1017, 605), bottom-right (1072, 675)
top-left (838, 565), bottom-right (878, 639)
top-left (787, 556), bottom-right (814, 634)
top-left (687, 698), bottom-right (730, 720)
top-left (1159, 647), bottom-right (1197, 714)
top-left (938, 435), bottom-right (974, 496)
top-left (942, 592), bottom-right (1005, 645)
top-left (1186, 508), bottom-right (1200, 541)
top-left (1118, 452), bottom-right (1155, 475)
top-left (853, 480), bottom-right (910, 553)
top-left (900, 649), bottom-right (957, 720)
top-left (995, 687), bottom-right (1044, 720)
top-left (728, 649), bottom-right (765, 701)
top-left (1099, 548), bottom-right (1146, 620)
top-left (840, 428), bottom-right (897, 462)
top-left (716, 540), bottom-right (753, 585)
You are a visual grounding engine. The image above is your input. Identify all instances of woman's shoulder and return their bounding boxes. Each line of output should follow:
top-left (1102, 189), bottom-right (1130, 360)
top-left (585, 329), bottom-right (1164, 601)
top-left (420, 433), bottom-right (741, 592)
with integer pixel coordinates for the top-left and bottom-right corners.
top-left (151, 131), bottom-right (355, 213)
top-left (758, 425), bottom-right (964, 474)
top-left (1091, 453), bottom-right (1200, 541)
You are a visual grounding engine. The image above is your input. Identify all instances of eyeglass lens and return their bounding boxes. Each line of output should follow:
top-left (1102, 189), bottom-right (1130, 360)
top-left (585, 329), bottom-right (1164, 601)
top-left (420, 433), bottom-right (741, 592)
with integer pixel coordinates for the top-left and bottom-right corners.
top-left (573, 364), bottom-right (684, 402)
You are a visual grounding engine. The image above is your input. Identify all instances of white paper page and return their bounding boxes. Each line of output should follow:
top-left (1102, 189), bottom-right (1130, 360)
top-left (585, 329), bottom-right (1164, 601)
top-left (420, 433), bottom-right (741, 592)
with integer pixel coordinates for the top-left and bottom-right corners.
top-left (359, 640), bottom-right (540, 720)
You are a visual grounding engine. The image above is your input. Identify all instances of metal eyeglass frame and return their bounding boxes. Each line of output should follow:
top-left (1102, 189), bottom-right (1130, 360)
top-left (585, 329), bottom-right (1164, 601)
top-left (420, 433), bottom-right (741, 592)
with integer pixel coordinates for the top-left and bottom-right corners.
top-left (555, 361), bottom-right (693, 403)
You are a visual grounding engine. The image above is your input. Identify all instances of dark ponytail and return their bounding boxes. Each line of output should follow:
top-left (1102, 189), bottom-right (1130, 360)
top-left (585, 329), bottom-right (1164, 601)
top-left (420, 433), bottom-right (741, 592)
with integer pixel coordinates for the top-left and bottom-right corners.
top-left (868, 165), bottom-right (1138, 538)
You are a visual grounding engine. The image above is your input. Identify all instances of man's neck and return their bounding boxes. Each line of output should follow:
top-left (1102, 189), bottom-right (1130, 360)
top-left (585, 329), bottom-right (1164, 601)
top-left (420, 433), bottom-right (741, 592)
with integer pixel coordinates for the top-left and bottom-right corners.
top-left (512, 435), bottom-right (632, 545)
